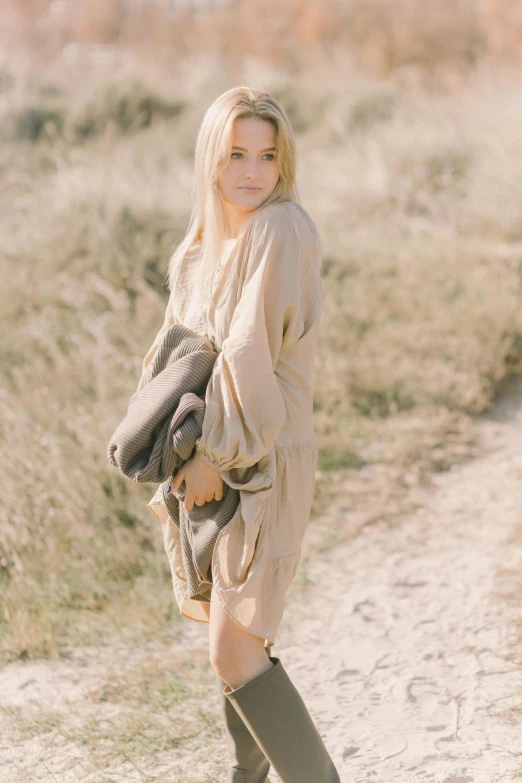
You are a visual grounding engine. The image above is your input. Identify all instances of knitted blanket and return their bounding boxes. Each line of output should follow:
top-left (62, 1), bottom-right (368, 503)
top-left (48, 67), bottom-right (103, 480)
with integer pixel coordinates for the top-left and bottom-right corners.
top-left (107, 322), bottom-right (240, 603)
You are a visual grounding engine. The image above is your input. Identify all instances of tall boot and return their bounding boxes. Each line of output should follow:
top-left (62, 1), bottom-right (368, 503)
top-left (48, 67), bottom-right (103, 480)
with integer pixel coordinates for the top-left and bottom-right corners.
top-left (215, 645), bottom-right (273, 783)
top-left (224, 655), bottom-right (341, 783)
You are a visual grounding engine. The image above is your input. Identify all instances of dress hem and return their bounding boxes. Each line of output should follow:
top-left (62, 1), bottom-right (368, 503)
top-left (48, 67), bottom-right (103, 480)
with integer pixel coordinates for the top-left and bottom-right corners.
top-left (147, 497), bottom-right (274, 649)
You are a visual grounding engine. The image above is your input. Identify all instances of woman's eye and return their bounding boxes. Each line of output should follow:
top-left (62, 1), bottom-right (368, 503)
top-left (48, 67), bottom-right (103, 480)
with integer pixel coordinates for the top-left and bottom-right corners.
top-left (230, 153), bottom-right (276, 161)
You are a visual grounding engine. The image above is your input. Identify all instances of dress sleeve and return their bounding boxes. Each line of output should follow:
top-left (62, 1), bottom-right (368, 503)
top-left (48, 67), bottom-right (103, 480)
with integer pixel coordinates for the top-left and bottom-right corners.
top-left (194, 206), bottom-right (306, 472)
top-left (136, 290), bottom-right (176, 392)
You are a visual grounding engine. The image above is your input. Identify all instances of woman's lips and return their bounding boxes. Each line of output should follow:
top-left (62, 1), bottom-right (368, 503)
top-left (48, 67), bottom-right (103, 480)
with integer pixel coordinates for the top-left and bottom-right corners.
top-left (240, 186), bottom-right (261, 192)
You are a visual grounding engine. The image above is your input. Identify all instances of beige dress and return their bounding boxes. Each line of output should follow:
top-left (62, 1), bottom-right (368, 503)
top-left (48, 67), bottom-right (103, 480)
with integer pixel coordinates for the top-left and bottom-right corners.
top-left (137, 201), bottom-right (322, 648)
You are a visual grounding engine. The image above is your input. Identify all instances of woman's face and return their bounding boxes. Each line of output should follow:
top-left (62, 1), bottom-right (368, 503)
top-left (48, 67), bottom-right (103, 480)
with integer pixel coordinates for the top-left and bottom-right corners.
top-left (217, 116), bottom-right (280, 227)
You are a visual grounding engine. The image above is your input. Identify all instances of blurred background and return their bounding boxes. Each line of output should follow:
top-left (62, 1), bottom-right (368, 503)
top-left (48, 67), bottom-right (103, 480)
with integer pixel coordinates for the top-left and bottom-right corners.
top-left (1, 0), bottom-right (522, 665)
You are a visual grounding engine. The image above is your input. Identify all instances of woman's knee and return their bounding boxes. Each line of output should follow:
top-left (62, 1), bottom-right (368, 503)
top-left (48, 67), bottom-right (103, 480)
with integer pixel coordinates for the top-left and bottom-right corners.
top-left (210, 643), bottom-right (273, 689)
top-left (208, 641), bottom-right (230, 681)
top-left (208, 590), bottom-right (268, 685)
top-left (208, 620), bottom-right (247, 680)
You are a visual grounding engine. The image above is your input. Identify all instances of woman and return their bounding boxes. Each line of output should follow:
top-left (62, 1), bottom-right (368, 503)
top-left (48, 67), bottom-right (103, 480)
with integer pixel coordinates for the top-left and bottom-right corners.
top-left (138, 86), bottom-right (340, 783)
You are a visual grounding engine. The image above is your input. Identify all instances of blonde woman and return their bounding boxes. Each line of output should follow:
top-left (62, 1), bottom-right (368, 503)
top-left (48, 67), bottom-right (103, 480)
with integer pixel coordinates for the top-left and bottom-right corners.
top-left (139, 86), bottom-right (341, 783)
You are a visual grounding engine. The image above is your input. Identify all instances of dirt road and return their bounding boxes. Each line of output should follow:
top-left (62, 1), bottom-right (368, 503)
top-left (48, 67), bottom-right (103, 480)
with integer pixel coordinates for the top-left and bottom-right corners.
top-left (276, 379), bottom-right (522, 783)
top-left (1, 380), bottom-right (522, 782)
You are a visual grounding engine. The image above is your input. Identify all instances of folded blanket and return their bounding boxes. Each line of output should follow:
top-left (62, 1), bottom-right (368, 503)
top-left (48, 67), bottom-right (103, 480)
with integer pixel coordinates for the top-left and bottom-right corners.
top-left (107, 322), bottom-right (240, 603)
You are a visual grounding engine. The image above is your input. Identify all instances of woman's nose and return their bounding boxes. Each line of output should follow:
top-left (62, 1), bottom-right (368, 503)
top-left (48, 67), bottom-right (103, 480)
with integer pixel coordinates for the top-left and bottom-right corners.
top-left (245, 162), bottom-right (260, 178)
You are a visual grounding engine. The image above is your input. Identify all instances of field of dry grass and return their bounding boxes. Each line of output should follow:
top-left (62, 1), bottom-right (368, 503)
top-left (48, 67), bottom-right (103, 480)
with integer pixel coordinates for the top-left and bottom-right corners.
top-left (1, 0), bottom-right (522, 700)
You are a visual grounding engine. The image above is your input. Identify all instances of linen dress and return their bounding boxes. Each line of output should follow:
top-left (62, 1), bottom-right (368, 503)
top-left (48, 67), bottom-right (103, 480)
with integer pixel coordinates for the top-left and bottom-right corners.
top-left (138, 200), bottom-right (322, 648)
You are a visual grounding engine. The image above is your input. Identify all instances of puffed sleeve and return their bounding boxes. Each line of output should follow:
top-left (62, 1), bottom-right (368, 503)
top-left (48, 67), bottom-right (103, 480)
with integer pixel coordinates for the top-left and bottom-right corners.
top-left (194, 205), bottom-right (305, 472)
top-left (136, 290), bottom-right (176, 392)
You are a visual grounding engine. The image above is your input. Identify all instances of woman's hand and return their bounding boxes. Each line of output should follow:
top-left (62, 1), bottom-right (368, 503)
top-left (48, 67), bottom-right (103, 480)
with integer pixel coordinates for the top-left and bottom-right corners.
top-left (169, 452), bottom-right (224, 511)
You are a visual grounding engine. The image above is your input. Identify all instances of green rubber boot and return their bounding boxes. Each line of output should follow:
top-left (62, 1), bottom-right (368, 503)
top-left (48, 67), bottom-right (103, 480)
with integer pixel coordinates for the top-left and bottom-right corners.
top-left (224, 655), bottom-right (341, 783)
top-left (215, 645), bottom-right (273, 783)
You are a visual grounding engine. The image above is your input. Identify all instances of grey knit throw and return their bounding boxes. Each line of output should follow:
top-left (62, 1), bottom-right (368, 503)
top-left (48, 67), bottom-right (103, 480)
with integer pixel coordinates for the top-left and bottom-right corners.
top-left (107, 323), bottom-right (240, 604)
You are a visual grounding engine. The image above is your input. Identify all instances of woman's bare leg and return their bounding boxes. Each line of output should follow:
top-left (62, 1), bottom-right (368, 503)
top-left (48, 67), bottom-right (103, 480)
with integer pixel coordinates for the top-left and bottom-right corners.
top-left (208, 587), bottom-right (273, 690)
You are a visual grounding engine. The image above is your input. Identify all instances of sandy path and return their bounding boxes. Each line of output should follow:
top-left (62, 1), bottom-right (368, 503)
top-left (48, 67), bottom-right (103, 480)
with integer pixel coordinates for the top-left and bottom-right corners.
top-left (1, 380), bottom-right (522, 782)
top-left (275, 379), bottom-right (522, 783)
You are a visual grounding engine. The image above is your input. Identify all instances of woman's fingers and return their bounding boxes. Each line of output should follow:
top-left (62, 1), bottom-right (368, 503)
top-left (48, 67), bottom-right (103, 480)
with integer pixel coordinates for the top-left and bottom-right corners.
top-left (170, 468), bottom-right (184, 493)
top-left (184, 489), bottom-right (195, 511)
top-left (176, 462), bottom-right (224, 511)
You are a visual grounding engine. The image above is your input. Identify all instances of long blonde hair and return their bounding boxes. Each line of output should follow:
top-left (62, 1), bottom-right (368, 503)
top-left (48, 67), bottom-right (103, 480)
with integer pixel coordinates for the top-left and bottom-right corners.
top-left (166, 85), bottom-right (300, 311)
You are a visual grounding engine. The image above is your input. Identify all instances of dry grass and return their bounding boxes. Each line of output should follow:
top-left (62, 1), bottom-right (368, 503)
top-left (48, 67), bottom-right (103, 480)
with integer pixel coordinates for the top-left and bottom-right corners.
top-left (1, 4), bottom-right (522, 669)
top-left (0, 645), bottom-right (224, 781)
top-left (4, 0), bottom-right (522, 81)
